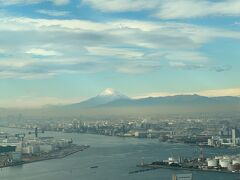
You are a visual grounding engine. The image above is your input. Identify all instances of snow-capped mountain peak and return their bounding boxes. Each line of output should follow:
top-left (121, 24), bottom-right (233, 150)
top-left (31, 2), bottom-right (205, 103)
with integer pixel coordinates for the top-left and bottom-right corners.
top-left (98, 88), bottom-right (129, 99)
top-left (99, 88), bottom-right (117, 96)
top-left (68, 88), bottom-right (130, 108)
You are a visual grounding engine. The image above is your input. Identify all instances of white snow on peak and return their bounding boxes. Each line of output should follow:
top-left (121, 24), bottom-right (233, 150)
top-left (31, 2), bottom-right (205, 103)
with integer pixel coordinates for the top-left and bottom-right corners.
top-left (100, 88), bottom-right (116, 96)
top-left (99, 88), bottom-right (129, 99)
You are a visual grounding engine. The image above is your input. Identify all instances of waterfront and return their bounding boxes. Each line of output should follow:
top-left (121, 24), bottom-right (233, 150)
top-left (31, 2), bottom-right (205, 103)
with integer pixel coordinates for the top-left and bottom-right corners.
top-left (0, 127), bottom-right (239, 180)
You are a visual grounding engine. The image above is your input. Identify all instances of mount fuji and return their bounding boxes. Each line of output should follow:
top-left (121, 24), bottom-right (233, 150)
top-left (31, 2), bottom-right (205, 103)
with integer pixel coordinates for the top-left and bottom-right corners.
top-left (67, 88), bottom-right (130, 108)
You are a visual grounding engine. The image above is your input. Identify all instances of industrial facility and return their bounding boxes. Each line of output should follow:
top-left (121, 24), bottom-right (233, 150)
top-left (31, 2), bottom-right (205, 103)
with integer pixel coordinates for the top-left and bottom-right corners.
top-left (208, 128), bottom-right (240, 147)
top-left (0, 128), bottom-right (75, 167)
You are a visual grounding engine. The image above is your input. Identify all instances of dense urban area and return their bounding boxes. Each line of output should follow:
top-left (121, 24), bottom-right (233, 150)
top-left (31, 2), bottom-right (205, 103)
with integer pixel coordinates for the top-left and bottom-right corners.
top-left (4, 113), bottom-right (240, 148)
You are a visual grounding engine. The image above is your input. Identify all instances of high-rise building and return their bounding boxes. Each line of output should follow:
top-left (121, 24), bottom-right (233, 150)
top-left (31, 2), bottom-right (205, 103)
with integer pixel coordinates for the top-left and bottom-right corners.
top-left (232, 128), bottom-right (236, 146)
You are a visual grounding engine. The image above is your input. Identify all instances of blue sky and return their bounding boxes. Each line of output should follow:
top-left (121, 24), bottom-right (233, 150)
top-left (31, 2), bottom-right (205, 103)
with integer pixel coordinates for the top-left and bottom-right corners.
top-left (0, 0), bottom-right (239, 107)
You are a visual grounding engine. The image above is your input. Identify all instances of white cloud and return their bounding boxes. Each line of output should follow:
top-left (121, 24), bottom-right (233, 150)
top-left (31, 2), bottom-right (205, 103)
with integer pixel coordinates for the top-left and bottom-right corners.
top-left (168, 62), bottom-right (205, 70)
top-left (81, 0), bottom-right (158, 12)
top-left (166, 51), bottom-right (209, 62)
top-left (86, 46), bottom-right (144, 59)
top-left (1, 0), bottom-right (240, 19)
top-left (1, 17), bottom-right (240, 43)
top-left (52, 0), bottom-right (69, 5)
top-left (156, 0), bottom-right (240, 19)
top-left (133, 92), bottom-right (182, 99)
top-left (83, 0), bottom-right (240, 19)
top-left (0, 0), bottom-right (44, 6)
top-left (0, 0), bottom-right (69, 6)
top-left (26, 48), bottom-right (62, 56)
top-left (37, 9), bottom-right (70, 16)
top-left (0, 60), bottom-right (33, 67)
top-left (0, 54), bottom-right (108, 79)
top-left (166, 51), bottom-right (208, 70)
top-left (133, 88), bottom-right (240, 99)
top-left (1, 17), bottom-right (111, 32)
top-left (117, 64), bottom-right (161, 74)
top-left (198, 88), bottom-right (240, 97)
top-left (0, 16), bottom-right (239, 78)
top-left (169, 62), bottom-right (187, 68)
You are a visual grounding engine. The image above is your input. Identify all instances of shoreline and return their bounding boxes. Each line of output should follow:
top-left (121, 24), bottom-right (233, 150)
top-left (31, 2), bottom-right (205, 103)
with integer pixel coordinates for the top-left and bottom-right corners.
top-left (0, 144), bottom-right (89, 169)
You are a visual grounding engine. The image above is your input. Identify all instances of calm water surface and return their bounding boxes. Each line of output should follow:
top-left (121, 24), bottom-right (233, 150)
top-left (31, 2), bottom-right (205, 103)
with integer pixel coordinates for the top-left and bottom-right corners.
top-left (0, 127), bottom-right (239, 180)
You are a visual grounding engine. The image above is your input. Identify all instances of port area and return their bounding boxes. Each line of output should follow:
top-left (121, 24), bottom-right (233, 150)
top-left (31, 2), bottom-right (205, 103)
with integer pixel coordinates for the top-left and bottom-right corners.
top-left (130, 159), bottom-right (240, 175)
top-left (0, 144), bottom-right (89, 168)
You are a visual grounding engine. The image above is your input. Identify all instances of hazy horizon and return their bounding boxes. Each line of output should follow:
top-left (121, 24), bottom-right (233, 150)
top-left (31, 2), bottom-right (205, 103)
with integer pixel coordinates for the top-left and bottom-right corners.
top-left (0, 87), bottom-right (239, 109)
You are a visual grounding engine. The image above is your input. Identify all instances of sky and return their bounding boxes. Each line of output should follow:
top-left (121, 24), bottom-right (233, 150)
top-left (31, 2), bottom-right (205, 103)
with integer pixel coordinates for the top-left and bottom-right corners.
top-left (0, 0), bottom-right (240, 108)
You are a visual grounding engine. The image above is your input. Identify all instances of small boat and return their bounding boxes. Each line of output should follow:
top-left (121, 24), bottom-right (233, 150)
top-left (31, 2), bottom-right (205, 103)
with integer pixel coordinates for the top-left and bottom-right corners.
top-left (90, 166), bottom-right (98, 169)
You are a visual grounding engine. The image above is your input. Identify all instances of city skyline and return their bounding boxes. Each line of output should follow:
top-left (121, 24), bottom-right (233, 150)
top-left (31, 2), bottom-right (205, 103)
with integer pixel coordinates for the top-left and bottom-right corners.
top-left (0, 0), bottom-right (240, 107)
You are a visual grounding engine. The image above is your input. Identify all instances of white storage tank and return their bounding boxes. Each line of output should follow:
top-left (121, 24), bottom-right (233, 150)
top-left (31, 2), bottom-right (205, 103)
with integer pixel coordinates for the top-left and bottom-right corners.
top-left (168, 157), bottom-right (178, 164)
top-left (219, 159), bottom-right (231, 168)
top-left (232, 159), bottom-right (240, 165)
top-left (207, 159), bottom-right (218, 167)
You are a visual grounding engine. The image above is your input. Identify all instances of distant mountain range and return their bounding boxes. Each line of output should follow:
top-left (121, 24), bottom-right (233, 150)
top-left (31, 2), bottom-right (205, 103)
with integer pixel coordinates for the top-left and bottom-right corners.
top-left (64, 88), bottom-right (240, 109)
top-left (2, 89), bottom-right (239, 118)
